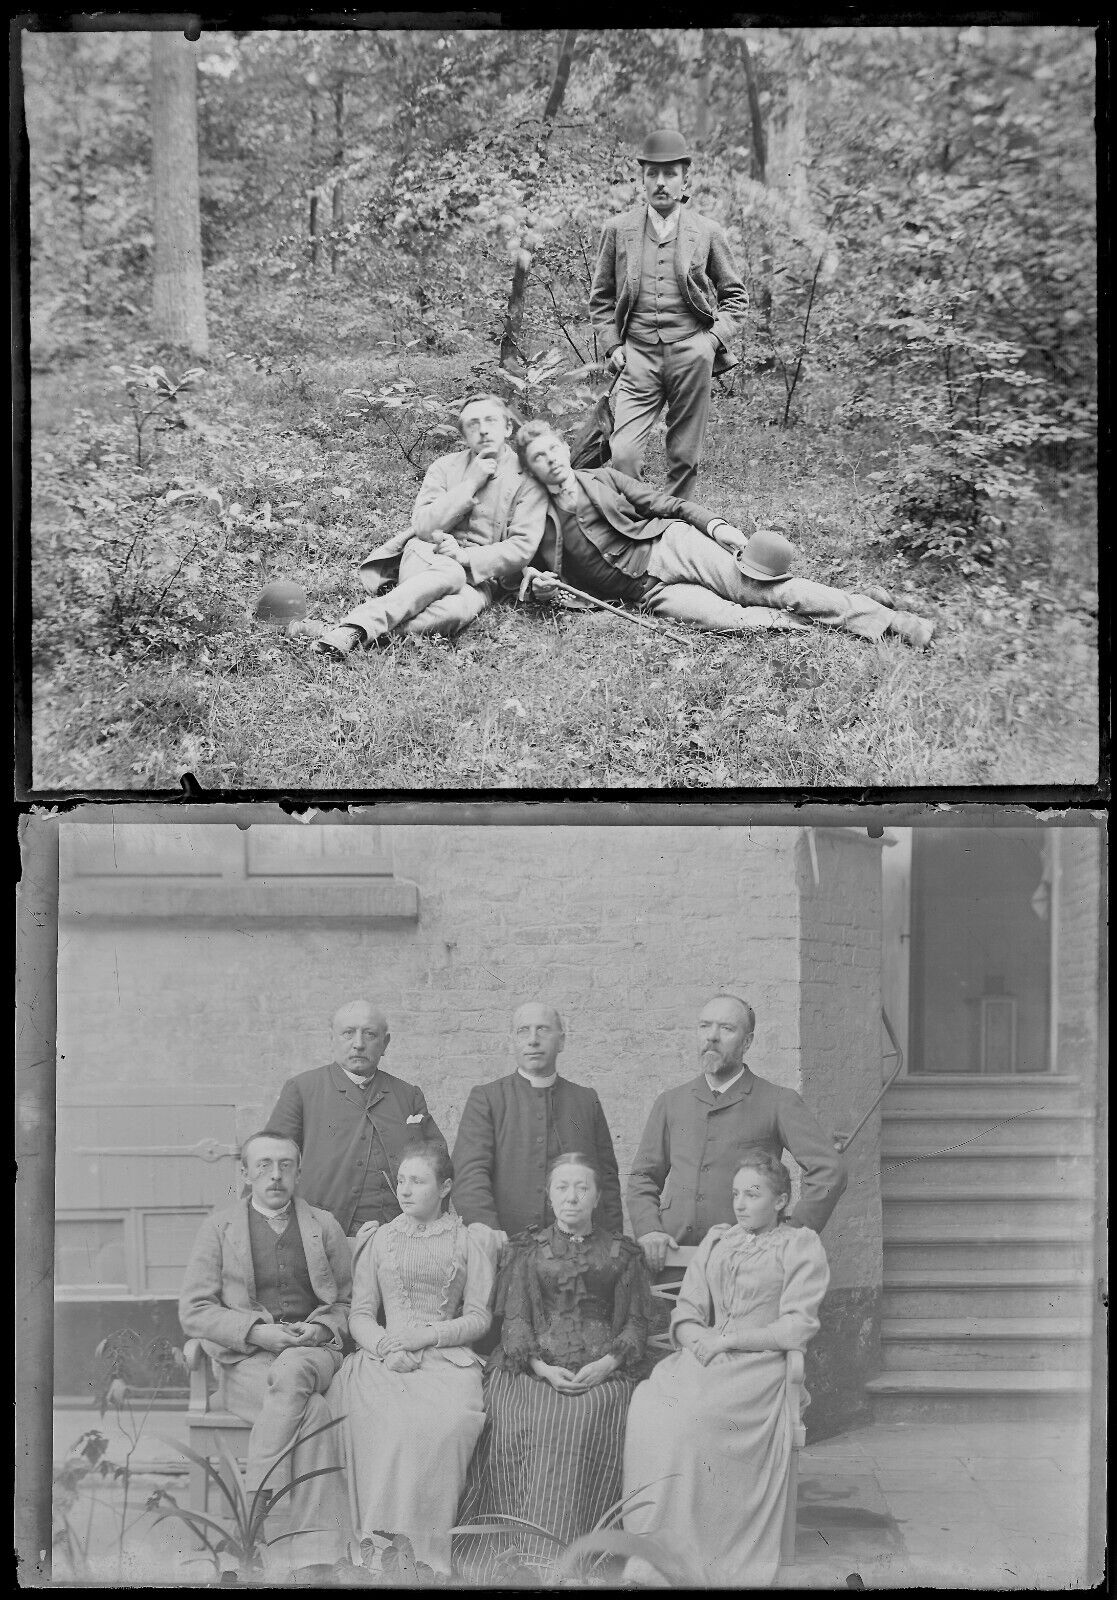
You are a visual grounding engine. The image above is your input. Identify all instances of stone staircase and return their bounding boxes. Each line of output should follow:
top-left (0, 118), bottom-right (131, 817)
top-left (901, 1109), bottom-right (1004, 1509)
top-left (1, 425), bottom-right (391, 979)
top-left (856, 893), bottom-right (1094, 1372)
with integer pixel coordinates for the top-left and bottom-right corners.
top-left (867, 1075), bottom-right (1099, 1422)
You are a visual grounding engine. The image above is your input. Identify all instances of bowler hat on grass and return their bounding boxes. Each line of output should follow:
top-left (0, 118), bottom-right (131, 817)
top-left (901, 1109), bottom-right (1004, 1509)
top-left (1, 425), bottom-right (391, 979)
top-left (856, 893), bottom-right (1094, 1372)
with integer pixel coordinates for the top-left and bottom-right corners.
top-left (254, 580), bottom-right (308, 622)
top-left (735, 528), bottom-right (796, 582)
top-left (637, 129), bottom-right (692, 165)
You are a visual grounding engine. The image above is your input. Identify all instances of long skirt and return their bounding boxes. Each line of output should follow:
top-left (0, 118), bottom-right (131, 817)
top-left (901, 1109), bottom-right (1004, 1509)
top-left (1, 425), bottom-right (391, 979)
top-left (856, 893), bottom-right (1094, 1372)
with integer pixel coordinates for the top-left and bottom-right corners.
top-left (454, 1366), bottom-right (635, 1582)
top-left (328, 1349), bottom-right (486, 1575)
top-left (623, 1346), bottom-right (792, 1586)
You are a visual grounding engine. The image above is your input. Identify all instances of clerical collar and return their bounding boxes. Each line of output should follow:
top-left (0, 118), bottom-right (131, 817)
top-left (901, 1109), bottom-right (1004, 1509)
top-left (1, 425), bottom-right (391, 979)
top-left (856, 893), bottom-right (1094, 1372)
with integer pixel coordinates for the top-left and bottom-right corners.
top-left (250, 1195), bottom-right (293, 1223)
top-left (342, 1066), bottom-right (379, 1090)
top-left (705, 1065), bottom-right (746, 1096)
top-left (647, 204), bottom-right (680, 241)
top-left (518, 1068), bottom-right (558, 1089)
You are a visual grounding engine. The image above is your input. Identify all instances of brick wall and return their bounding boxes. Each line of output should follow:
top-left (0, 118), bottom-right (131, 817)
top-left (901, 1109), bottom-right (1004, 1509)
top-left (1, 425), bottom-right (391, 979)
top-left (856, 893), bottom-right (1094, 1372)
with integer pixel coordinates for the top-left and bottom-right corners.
top-left (795, 827), bottom-right (886, 1434)
top-left (57, 824), bottom-right (808, 1202)
top-left (1055, 828), bottom-right (1103, 1087)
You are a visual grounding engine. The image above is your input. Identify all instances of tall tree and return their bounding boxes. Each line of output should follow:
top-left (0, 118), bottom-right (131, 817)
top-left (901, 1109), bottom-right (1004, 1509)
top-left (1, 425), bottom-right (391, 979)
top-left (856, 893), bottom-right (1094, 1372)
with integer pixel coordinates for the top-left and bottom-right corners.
top-left (150, 31), bottom-right (208, 355)
top-left (499, 28), bottom-right (578, 367)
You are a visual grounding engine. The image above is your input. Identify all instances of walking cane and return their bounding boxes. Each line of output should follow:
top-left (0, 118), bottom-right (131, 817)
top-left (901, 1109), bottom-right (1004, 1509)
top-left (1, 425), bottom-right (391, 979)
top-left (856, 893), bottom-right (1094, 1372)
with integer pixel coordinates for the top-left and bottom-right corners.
top-left (518, 569), bottom-right (694, 648)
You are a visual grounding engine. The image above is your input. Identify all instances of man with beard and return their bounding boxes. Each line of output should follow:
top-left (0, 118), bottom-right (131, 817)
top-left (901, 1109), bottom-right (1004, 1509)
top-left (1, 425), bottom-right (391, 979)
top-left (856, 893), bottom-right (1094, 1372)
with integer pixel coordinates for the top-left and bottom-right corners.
top-left (627, 994), bottom-right (847, 1271)
top-left (268, 999), bottom-right (444, 1251)
top-left (310, 393), bottom-right (549, 659)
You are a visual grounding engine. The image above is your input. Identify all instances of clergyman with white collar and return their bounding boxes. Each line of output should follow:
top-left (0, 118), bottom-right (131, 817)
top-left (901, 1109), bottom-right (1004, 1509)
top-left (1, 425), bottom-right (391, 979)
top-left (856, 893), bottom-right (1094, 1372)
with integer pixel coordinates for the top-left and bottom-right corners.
top-left (451, 1003), bottom-right (623, 1249)
top-left (268, 999), bottom-right (444, 1240)
top-left (627, 993), bottom-right (848, 1271)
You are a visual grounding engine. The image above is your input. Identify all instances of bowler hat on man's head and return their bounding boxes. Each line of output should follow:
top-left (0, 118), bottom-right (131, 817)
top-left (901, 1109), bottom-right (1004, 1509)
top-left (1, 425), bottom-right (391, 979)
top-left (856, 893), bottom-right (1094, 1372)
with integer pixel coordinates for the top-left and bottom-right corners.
top-left (735, 528), bottom-right (797, 582)
top-left (637, 129), bottom-right (692, 165)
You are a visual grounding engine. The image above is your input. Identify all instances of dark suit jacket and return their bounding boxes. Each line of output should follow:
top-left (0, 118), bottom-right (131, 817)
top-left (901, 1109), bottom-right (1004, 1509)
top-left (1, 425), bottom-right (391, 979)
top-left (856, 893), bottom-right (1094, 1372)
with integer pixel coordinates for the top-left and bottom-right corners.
top-left (452, 1072), bottom-right (624, 1237)
top-left (590, 202), bottom-right (748, 375)
top-left (535, 467), bottom-right (723, 583)
top-left (268, 1063), bottom-right (445, 1235)
top-left (178, 1197), bottom-right (352, 1367)
top-left (626, 1068), bottom-right (847, 1242)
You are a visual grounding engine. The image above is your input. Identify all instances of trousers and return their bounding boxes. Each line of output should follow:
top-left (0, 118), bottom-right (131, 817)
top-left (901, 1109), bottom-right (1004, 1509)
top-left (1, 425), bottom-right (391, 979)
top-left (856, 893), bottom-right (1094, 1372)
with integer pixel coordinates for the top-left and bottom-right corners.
top-left (219, 1345), bottom-right (346, 1568)
top-left (643, 523), bottom-right (896, 639)
top-left (341, 537), bottom-right (493, 643)
top-left (609, 331), bottom-right (717, 499)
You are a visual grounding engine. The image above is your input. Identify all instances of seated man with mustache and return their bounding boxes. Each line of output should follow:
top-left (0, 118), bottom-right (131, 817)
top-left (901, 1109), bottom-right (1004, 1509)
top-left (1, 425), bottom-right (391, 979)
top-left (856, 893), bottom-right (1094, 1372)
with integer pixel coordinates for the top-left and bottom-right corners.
top-left (513, 419), bottom-right (933, 646)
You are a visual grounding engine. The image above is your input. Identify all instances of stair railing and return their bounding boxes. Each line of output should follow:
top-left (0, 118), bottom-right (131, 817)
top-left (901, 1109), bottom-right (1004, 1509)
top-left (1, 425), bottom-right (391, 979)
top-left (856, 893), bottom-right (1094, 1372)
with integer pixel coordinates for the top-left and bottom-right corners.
top-left (833, 1007), bottom-right (905, 1155)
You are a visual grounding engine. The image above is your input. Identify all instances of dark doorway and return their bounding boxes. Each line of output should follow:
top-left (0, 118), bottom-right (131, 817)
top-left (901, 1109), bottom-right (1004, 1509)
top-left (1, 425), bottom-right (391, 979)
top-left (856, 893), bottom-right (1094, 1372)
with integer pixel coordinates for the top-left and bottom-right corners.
top-left (910, 830), bottom-right (1051, 1074)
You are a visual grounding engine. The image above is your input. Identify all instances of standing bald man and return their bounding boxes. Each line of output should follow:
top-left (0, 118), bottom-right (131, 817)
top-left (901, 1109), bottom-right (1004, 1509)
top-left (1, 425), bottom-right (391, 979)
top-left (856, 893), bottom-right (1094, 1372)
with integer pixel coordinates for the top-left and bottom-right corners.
top-left (627, 993), bottom-right (847, 1271)
top-left (452, 1003), bottom-right (623, 1247)
top-left (268, 999), bottom-right (444, 1245)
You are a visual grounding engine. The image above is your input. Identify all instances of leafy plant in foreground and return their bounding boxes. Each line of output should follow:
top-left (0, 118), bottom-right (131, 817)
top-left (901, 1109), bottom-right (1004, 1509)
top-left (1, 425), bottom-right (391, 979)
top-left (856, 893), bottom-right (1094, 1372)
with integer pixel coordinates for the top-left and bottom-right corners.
top-left (149, 1414), bottom-right (344, 1581)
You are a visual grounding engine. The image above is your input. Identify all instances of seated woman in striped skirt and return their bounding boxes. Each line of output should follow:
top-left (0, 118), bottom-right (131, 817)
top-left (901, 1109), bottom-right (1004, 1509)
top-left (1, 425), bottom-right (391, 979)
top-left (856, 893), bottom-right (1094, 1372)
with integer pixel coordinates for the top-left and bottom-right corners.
top-left (453, 1152), bottom-right (652, 1582)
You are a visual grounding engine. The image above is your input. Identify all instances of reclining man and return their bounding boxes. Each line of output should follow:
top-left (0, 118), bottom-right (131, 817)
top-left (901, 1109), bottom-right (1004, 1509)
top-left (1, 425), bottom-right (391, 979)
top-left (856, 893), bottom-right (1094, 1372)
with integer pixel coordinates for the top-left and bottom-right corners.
top-left (178, 1129), bottom-right (351, 1579)
top-left (311, 393), bottom-right (549, 660)
top-left (513, 419), bottom-right (934, 646)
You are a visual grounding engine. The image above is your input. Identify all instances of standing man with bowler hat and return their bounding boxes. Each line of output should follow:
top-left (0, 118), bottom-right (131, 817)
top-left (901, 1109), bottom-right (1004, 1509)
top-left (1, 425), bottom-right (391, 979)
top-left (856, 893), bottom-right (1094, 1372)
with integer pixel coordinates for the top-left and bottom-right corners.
top-left (590, 128), bottom-right (748, 500)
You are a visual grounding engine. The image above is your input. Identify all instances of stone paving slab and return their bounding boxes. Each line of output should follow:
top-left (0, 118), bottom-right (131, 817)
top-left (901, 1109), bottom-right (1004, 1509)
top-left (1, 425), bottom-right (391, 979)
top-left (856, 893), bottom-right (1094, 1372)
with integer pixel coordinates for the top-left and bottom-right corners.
top-left (50, 1406), bottom-right (1101, 1589)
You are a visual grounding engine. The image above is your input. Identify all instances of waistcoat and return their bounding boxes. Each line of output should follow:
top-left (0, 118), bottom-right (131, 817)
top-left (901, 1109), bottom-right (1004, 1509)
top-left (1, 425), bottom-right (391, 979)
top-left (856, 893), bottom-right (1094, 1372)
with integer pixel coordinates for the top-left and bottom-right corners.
top-left (627, 218), bottom-right (703, 347)
top-left (247, 1203), bottom-right (318, 1321)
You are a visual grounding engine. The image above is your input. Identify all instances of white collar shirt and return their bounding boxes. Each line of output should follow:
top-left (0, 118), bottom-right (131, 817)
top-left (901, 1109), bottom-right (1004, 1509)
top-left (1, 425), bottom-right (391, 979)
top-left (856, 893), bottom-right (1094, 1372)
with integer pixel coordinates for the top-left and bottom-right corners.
top-left (647, 205), bottom-right (680, 242)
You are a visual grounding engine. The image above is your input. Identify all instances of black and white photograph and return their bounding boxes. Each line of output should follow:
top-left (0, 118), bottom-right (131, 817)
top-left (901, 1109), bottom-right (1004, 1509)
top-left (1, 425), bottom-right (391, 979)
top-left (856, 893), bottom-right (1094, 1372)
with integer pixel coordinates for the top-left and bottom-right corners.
top-left (19, 22), bottom-right (1099, 792)
top-left (15, 812), bottom-right (1106, 1587)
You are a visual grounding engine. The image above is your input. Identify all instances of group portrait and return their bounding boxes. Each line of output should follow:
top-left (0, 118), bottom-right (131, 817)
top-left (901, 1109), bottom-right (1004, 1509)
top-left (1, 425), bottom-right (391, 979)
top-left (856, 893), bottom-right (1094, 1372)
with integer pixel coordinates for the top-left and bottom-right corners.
top-left (18, 815), bottom-right (1104, 1588)
top-left (21, 23), bottom-right (1098, 792)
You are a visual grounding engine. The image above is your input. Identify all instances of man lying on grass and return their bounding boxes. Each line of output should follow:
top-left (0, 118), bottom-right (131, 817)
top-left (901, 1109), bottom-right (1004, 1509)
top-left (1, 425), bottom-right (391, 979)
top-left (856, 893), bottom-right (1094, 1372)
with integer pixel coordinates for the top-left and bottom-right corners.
top-left (310, 393), bottom-right (549, 660)
top-left (514, 420), bottom-right (934, 647)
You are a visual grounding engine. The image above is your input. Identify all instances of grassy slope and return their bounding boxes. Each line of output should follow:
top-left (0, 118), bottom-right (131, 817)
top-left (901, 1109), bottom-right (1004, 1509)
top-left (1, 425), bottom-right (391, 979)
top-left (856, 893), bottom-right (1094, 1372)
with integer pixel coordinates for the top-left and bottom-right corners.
top-left (30, 349), bottom-right (1099, 791)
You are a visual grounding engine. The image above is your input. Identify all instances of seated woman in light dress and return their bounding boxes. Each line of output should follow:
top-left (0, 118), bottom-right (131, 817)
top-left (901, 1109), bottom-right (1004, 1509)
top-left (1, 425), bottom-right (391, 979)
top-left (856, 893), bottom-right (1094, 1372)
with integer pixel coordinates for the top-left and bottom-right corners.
top-left (326, 1138), bottom-right (498, 1576)
top-left (454, 1151), bottom-right (652, 1582)
top-left (622, 1150), bottom-right (829, 1587)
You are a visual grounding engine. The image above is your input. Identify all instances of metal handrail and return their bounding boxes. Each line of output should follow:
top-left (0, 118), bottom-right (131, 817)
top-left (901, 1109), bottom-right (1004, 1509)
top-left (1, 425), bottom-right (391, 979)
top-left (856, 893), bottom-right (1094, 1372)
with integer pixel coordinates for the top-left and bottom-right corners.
top-left (833, 1007), bottom-right (905, 1154)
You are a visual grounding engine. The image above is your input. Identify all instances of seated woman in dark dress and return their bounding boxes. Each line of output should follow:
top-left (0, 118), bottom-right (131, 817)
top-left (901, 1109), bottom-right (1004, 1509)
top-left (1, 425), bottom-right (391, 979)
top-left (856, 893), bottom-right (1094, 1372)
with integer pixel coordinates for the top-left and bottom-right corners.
top-left (453, 1151), bottom-right (651, 1582)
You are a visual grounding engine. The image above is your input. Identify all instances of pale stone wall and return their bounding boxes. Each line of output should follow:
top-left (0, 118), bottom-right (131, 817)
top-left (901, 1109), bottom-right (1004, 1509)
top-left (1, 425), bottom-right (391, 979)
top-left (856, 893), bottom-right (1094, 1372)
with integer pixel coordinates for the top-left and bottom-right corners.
top-left (1055, 828), bottom-right (1103, 1087)
top-left (57, 823), bottom-right (807, 1206)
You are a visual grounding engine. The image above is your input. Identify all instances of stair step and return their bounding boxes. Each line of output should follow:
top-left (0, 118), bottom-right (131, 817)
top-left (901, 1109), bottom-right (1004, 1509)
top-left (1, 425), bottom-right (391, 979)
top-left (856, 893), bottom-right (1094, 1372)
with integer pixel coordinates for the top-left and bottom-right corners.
top-left (883, 1183), bottom-right (1094, 1200)
top-left (884, 1284), bottom-right (1095, 1319)
top-left (883, 1267), bottom-right (1093, 1289)
top-left (884, 1201), bottom-right (1096, 1234)
top-left (884, 1235), bottom-right (1092, 1273)
top-left (879, 1316), bottom-right (1093, 1370)
top-left (881, 1151), bottom-right (1093, 1183)
top-left (883, 1316), bottom-right (1091, 1339)
top-left (865, 1368), bottom-right (1090, 1395)
top-left (865, 1366), bottom-right (1093, 1421)
top-left (882, 1267), bottom-right (1095, 1318)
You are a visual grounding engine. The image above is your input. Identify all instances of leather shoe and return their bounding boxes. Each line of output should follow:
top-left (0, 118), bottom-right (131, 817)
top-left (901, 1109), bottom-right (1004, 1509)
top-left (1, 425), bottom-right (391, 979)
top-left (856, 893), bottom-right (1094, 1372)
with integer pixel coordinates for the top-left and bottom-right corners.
top-left (889, 611), bottom-right (935, 649)
top-left (313, 624), bottom-right (363, 661)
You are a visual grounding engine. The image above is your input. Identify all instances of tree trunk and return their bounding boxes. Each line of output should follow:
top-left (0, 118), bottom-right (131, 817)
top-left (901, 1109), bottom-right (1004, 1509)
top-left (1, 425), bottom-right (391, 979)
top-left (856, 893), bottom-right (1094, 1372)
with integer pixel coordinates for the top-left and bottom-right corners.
top-left (738, 32), bottom-right (767, 183)
top-left (308, 96), bottom-right (320, 272)
top-left (150, 32), bottom-right (209, 356)
top-left (693, 30), bottom-right (712, 145)
top-left (330, 79), bottom-right (345, 275)
top-left (768, 29), bottom-right (814, 213)
top-left (499, 28), bottom-right (578, 367)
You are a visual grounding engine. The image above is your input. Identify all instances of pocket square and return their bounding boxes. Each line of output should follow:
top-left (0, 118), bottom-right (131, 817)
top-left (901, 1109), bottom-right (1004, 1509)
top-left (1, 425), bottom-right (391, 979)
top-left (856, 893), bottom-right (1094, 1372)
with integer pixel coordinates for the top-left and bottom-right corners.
top-left (406, 1113), bottom-right (424, 1124)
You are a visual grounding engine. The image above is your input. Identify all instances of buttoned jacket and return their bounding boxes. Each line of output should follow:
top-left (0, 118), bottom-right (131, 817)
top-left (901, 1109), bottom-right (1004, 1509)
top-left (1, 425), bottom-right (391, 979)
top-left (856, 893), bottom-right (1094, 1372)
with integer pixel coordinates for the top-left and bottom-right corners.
top-left (268, 1063), bottom-right (445, 1235)
top-left (357, 446), bottom-right (550, 595)
top-left (589, 203), bottom-right (748, 375)
top-left (452, 1072), bottom-right (624, 1237)
top-left (626, 1068), bottom-right (847, 1243)
top-left (178, 1197), bottom-right (352, 1367)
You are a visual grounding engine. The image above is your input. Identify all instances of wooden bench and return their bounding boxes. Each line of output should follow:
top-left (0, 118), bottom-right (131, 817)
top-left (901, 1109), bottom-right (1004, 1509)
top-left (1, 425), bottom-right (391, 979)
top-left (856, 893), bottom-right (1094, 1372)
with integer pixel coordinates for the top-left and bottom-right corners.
top-left (648, 1246), bottom-right (808, 1567)
top-left (183, 1337), bottom-right (253, 1515)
